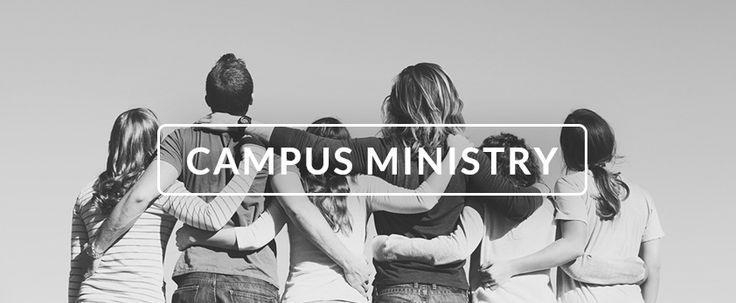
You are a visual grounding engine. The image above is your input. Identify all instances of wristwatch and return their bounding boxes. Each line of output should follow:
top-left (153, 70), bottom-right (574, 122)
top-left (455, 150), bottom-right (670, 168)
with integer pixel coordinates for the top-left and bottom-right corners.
top-left (237, 115), bottom-right (252, 125)
top-left (83, 242), bottom-right (104, 259)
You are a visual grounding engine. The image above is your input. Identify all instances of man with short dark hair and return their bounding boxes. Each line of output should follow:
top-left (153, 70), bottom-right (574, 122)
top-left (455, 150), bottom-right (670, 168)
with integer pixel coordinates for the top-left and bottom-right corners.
top-left (88, 53), bottom-right (279, 302)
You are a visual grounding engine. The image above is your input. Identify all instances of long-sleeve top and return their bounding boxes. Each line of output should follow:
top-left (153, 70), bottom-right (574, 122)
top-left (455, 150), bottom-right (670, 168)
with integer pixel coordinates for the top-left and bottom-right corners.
top-left (267, 127), bottom-right (543, 289)
top-left (68, 163), bottom-right (258, 303)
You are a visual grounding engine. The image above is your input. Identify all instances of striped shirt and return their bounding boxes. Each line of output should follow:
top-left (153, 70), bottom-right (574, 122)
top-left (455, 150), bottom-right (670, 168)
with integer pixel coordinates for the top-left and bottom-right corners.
top-left (68, 162), bottom-right (258, 303)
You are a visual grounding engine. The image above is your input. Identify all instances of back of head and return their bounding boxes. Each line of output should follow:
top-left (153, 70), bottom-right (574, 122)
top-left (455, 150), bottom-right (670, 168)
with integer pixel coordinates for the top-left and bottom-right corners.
top-left (205, 53), bottom-right (253, 116)
top-left (94, 108), bottom-right (159, 215)
top-left (381, 63), bottom-right (465, 155)
top-left (560, 108), bottom-right (629, 220)
top-left (303, 117), bottom-right (353, 234)
top-left (481, 133), bottom-right (541, 187)
top-left (305, 117), bottom-right (351, 141)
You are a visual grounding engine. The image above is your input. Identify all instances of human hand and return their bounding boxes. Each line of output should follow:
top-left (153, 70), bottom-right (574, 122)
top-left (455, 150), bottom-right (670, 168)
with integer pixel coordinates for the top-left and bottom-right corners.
top-left (79, 244), bottom-right (102, 279)
top-left (371, 234), bottom-right (411, 262)
top-left (175, 225), bottom-right (212, 251)
top-left (479, 261), bottom-right (516, 290)
top-left (193, 112), bottom-right (242, 132)
top-left (342, 256), bottom-right (372, 298)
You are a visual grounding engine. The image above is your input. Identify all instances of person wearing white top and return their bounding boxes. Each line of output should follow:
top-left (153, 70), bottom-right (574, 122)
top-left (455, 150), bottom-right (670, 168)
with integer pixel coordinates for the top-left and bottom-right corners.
top-left (175, 118), bottom-right (474, 303)
top-left (370, 130), bottom-right (652, 303)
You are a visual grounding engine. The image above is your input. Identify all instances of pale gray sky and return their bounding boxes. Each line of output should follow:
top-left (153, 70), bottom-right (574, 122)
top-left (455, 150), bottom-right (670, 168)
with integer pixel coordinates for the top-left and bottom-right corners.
top-left (1, 1), bottom-right (734, 302)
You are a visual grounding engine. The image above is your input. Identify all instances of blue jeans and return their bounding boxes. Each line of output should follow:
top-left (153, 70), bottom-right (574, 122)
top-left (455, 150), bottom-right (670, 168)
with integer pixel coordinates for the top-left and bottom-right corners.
top-left (172, 272), bottom-right (278, 303)
top-left (372, 283), bottom-right (469, 303)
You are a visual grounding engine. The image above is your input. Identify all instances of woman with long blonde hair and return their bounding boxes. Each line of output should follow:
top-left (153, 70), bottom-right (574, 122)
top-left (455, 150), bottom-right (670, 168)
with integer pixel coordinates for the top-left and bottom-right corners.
top-left (175, 117), bottom-right (472, 303)
top-left (196, 63), bottom-right (547, 302)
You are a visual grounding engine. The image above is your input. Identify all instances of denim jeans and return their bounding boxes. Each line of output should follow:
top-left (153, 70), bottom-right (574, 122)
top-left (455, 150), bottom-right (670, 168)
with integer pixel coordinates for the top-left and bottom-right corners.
top-left (172, 272), bottom-right (279, 303)
top-left (372, 283), bottom-right (469, 303)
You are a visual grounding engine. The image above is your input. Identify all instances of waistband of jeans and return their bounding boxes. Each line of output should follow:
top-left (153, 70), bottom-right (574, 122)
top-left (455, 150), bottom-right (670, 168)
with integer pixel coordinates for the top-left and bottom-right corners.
top-left (378, 282), bottom-right (468, 293)
top-left (173, 272), bottom-right (277, 290)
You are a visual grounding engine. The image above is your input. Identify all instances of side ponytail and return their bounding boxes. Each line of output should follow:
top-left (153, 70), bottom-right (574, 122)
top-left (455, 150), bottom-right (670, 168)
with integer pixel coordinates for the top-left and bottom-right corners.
top-left (590, 165), bottom-right (630, 220)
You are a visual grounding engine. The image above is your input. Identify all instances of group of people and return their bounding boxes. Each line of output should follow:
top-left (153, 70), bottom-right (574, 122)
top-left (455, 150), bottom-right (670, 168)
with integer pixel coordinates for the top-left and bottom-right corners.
top-left (69, 53), bottom-right (664, 303)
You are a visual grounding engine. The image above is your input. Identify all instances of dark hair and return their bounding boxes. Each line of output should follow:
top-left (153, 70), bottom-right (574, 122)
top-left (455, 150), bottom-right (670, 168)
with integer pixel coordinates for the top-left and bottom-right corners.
top-left (302, 117), bottom-right (353, 235)
top-left (205, 53), bottom-right (253, 115)
top-left (480, 133), bottom-right (541, 187)
top-left (381, 63), bottom-right (465, 156)
top-left (93, 108), bottom-right (159, 215)
top-left (560, 108), bottom-right (629, 220)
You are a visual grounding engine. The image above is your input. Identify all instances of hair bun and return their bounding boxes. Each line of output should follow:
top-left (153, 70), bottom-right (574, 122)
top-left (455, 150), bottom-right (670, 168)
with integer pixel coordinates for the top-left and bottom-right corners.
top-left (218, 53), bottom-right (237, 62)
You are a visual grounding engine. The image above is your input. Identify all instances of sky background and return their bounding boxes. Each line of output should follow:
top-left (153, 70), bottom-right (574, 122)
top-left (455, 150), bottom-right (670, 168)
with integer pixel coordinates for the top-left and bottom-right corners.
top-left (1, 1), bottom-right (734, 302)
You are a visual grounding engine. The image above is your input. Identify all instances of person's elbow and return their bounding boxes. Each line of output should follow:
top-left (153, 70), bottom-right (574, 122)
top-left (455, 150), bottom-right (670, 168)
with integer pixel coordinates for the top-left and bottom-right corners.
top-left (201, 210), bottom-right (229, 232)
top-left (563, 238), bottom-right (586, 260)
top-left (127, 190), bottom-right (152, 206)
top-left (414, 197), bottom-right (439, 213)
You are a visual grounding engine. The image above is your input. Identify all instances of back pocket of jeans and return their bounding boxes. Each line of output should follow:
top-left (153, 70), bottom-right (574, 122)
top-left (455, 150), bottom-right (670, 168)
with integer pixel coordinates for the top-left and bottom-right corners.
top-left (229, 289), bottom-right (277, 303)
top-left (172, 285), bottom-right (199, 303)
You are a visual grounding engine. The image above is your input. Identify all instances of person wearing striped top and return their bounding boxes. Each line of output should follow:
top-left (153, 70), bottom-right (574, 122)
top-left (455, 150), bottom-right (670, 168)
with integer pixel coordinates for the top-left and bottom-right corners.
top-left (83, 54), bottom-right (281, 303)
top-left (68, 108), bottom-right (266, 303)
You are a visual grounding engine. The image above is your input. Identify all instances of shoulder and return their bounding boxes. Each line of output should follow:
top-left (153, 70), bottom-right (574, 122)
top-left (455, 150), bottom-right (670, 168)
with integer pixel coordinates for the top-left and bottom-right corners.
top-left (619, 176), bottom-right (655, 208)
top-left (74, 179), bottom-right (98, 210)
top-left (554, 171), bottom-right (588, 192)
top-left (162, 128), bottom-right (186, 140)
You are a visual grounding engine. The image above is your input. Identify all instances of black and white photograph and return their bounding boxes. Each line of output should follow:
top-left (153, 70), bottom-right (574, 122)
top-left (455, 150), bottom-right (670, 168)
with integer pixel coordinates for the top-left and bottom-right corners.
top-left (1, 1), bottom-right (733, 302)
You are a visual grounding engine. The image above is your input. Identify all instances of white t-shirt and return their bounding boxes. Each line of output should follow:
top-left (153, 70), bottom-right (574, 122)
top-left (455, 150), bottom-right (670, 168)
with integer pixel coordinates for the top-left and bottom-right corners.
top-left (469, 199), bottom-right (557, 303)
top-left (555, 171), bottom-right (665, 303)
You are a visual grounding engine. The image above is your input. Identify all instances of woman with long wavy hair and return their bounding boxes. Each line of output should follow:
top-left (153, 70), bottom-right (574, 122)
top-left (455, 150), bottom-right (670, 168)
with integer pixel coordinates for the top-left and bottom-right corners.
top-left (195, 63), bottom-right (547, 302)
top-left (472, 109), bottom-right (663, 303)
top-left (174, 117), bottom-right (471, 303)
top-left (69, 108), bottom-right (268, 303)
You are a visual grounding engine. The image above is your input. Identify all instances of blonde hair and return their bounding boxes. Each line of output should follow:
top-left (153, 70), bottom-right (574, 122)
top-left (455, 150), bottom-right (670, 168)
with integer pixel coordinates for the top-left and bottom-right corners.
top-left (381, 63), bottom-right (465, 156)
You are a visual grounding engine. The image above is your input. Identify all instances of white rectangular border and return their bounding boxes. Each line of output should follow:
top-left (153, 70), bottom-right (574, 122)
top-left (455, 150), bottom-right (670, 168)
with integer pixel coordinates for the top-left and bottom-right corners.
top-left (157, 123), bottom-right (588, 197)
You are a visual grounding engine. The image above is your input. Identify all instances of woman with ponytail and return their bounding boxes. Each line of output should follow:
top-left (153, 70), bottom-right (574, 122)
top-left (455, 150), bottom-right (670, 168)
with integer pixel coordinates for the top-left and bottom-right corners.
top-left (175, 117), bottom-right (472, 303)
top-left (552, 108), bottom-right (664, 303)
top-left (476, 109), bottom-right (664, 303)
top-left (69, 108), bottom-right (269, 303)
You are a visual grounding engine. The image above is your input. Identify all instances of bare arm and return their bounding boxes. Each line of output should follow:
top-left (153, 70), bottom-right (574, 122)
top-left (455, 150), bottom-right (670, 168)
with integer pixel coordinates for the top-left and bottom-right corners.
top-left (561, 254), bottom-right (648, 285)
top-left (482, 218), bottom-right (586, 288)
top-left (194, 113), bottom-right (274, 142)
top-left (373, 202), bottom-right (484, 265)
top-left (272, 170), bottom-right (371, 296)
top-left (175, 202), bottom-right (287, 251)
top-left (640, 239), bottom-right (662, 303)
top-left (91, 160), bottom-right (179, 254)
